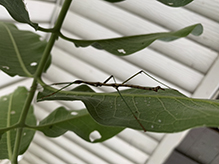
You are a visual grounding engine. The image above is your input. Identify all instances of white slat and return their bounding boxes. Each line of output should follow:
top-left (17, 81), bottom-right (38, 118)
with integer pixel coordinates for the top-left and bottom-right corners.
top-left (146, 131), bottom-right (189, 164)
top-left (111, 0), bottom-right (219, 51)
top-left (117, 129), bottom-right (159, 154)
top-left (185, 0), bottom-right (219, 22)
top-left (102, 135), bottom-right (149, 164)
top-left (22, 141), bottom-right (65, 164)
top-left (0, 1), bottom-right (56, 23)
top-left (20, 151), bottom-right (47, 164)
top-left (25, 0), bottom-right (56, 23)
top-left (109, 0), bottom-right (218, 73)
top-left (33, 133), bottom-right (87, 164)
top-left (32, 94), bottom-right (155, 164)
top-left (0, 0), bottom-right (218, 164)
top-left (54, 36), bottom-right (196, 95)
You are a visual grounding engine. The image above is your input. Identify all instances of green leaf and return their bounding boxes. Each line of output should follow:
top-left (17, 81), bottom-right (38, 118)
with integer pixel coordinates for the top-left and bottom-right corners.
top-left (157, 0), bottom-right (194, 7)
top-left (0, 22), bottom-right (51, 77)
top-left (0, 0), bottom-right (38, 29)
top-left (32, 106), bottom-right (123, 143)
top-left (0, 87), bottom-right (36, 159)
top-left (69, 24), bottom-right (203, 56)
top-left (38, 85), bottom-right (219, 133)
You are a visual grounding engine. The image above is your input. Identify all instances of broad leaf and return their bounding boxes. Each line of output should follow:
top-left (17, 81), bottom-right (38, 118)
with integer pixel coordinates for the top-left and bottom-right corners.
top-left (0, 22), bottom-right (51, 77)
top-left (70, 24), bottom-right (203, 56)
top-left (157, 0), bottom-right (193, 7)
top-left (32, 107), bottom-right (124, 143)
top-left (38, 85), bottom-right (219, 133)
top-left (0, 0), bottom-right (38, 29)
top-left (0, 87), bottom-right (36, 159)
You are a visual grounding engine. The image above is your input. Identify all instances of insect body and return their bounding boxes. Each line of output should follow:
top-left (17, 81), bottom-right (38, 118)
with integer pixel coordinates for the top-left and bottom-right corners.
top-left (41, 70), bottom-right (168, 132)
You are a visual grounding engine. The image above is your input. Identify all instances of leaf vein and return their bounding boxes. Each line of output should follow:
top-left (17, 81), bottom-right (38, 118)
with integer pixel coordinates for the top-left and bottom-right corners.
top-left (2, 22), bottom-right (32, 77)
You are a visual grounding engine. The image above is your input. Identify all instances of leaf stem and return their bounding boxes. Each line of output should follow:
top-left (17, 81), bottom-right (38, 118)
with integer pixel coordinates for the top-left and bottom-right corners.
top-left (37, 26), bottom-right (55, 33)
top-left (10, 0), bottom-right (72, 163)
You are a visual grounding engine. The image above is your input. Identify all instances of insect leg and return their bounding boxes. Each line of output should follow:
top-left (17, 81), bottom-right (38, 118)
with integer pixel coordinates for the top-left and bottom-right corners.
top-left (103, 75), bottom-right (114, 84)
top-left (123, 70), bottom-right (171, 89)
top-left (40, 82), bottom-right (75, 100)
top-left (122, 70), bottom-right (144, 84)
top-left (140, 70), bottom-right (171, 89)
top-left (108, 74), bottom-right (147, 132)
top-left (115, 87), bottom-right (146, 132)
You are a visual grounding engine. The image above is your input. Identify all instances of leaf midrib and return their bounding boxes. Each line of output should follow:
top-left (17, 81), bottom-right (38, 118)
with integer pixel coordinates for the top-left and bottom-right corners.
top-left (6, 93), bottom-right (13, 159)
top-left (2, 22), bottom-right (32, 77)
top-left (47, 89), bottom-right (219, 105)
top-left (29, 111), bottom-right (89, 130)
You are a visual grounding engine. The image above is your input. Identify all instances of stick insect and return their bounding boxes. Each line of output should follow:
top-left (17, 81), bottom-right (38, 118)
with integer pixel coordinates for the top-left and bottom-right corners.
top-left (41, 70), bottom-right (169, 132)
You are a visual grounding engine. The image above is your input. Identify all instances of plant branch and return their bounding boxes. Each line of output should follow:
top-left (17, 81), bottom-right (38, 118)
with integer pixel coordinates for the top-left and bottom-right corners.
top-left (37, 26), bottom-right (55, 33)
top-left (59, 31), bottom-right (91, 43)
top-left (59, 31), bottom-right (78, 42)
top-left (11, 0), bottom-right (73, 163)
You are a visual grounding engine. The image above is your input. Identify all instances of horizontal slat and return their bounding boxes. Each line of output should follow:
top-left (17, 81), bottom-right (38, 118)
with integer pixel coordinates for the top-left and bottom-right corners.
top-left (34, 133), bottom-right (87, 164)
top-left (146, 132), bottom-right (165, 141)
top-left (146, 131), bottom-right (189, 164)
top-left (33, 97), bottom-right (152, 164)
top-left (63, 11), bottom-right (120, 39)
top-left (54, 37), bottom-right (198, 95)
top-left (20, 151), bottom-right (47, 164)
top-left (33, 94), bottom-right (158, 164)
top-left (111, 0), bottom-right (219, 51)
top-left (26, 0), bottom-right (56, 22)
top-left (186, 0), bottom-right (219, 22)
top-left (102, 135), bottom-right (149, 164)
top-left (117, 129), bottom-right (159, 154)
top-left (63, 8), bottom-right (218, 74)
top-left (0, 1), bottom-right (56, 23)
top-left (51, 135), bottom-right (109, 164)
top-left (0, 71), bottom-right (23, 88)
top-left (0, 78), bottom-right (32, 97)
top-left (121, 48), bottom-right (203, 93)
top-left (23, 141), bottom-right (65, 164)
top-left (64, 131), bottom-right (144, 164)
top-left (0, 1), bottom-right (218, 164)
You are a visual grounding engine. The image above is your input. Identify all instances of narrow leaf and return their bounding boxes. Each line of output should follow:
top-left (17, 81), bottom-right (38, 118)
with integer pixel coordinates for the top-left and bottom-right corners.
top-left (32, 107), bottom-right (123, 143)
top-left (0, 0), bottom-right (38, 29)
top-left (157, 0), bottom-right (193, 7)
top-left (0, 87), bottom-right (36, 159)
top-left (0, 22), bottom-right (51, 77)
top-left (70, 24), bottom-right (203, 56)
top-left (38, 85), bottom-right (219, 133)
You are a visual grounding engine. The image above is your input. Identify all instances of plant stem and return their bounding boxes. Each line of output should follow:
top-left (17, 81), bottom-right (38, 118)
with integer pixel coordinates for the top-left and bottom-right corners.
top-left (37, 26), bottom-right (55, 33)
top-left (11, 0), bottom-right (72, 163)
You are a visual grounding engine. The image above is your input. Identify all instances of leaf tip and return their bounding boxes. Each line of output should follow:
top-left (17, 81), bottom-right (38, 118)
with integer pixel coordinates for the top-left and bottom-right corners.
top-left (192, 24), bottom-right (203, 36)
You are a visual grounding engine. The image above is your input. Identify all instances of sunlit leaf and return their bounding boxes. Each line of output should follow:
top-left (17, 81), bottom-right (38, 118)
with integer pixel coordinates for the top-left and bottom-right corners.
top-left (0, 22), bottom-right (51, 77)
top-left (38, 85), bottom-right (219, 133)
top-left (32, 107), bottom-right (124, 143)
top-left (69, 24), bottom-right (203, 56)
top-left (0, 0), bottom-right (38, 29)
top-left (157, 0), bottom-right (194, 7)
top-left (0, 87), bottom-right (36, 159)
